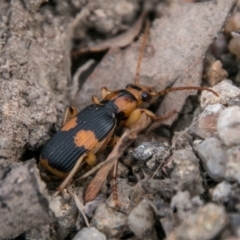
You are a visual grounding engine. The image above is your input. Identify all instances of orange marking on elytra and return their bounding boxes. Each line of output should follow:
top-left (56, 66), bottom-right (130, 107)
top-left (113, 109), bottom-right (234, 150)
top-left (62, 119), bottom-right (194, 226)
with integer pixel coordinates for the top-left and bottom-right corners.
top-left (74, 130), bottom-right (98, 149)
top-left (61, 117), bottom-right (78, 131)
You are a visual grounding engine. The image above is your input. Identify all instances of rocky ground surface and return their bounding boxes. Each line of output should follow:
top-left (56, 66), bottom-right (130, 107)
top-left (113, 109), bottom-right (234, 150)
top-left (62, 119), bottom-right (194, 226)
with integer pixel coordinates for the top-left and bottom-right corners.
top-left (0, 0), bottom-right (240, 239)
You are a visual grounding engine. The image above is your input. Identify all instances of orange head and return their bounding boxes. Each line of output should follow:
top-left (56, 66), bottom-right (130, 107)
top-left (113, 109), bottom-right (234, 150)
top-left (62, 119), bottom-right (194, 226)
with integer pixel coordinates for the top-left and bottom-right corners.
top-left (102, 84), bottom-right (156, 120)
top-left (125, 83), bottom-right (156, 105)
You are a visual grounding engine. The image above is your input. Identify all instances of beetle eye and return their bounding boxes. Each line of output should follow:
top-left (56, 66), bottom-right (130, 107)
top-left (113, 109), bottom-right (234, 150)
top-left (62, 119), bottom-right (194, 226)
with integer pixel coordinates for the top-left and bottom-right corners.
top-left (141, 91), bottom-right (151, 102)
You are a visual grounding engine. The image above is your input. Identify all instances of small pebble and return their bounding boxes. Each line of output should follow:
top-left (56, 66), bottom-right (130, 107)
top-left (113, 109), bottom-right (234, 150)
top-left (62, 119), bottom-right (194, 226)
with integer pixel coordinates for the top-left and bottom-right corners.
top-left (84, 193), bottom-right (106, 218)
top-left (197, 137), bottom-right (227, 181)
top-left (128, 199), bottom-right (155, 239)
top-left (229, 35), bottom-right (240, 59)
top-left (225, 11), bottom-right (240, 34)
top-left (170, 191), bottom-right (203, 221)
top-left (132, 142), bottom-right (170, 174)
top-left (200, 80), bottom-right (240, 109)
top-left (133, 142), bottom-right (169, 161)
top-left (229, 213), bottom-right (240, 238)
top-left (210, 33), bottom-right (228, 58)
top-left (225, 146), bottom-right (240, 183)
top-left (91, 202), bottom-right (127, 238)
top-left (170, 149), bottom-right (204, 195)
top-left (171, 131), bottom-right (192, 150)
top-left (25, 225), bottom-right (51, 240)
top-left (190, 103), bottom-right (225, 139)
top-left (227, 184), bottom-right (240, 212)
top-left (73, 227), bottom-right (106, 240)
top-left (228, 96), bottom-right (240, 107)
top-left (211, 181), bottom-right (232, 203)
top-left (203, 57), bottom-right (228, 86)
top-left (141, 179), bottom-right (176, 200)
top-left (167, 203), bottom-right (228, 240)
top-left (217, 106), bottom-right (240, 146)
top-left (1, 70), bottom-right (11, 80)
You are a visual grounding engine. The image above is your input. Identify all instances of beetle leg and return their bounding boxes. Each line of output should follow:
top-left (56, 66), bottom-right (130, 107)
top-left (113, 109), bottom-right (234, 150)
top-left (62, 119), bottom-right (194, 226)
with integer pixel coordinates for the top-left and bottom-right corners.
top-left (124, 108), bottom-right (177, 128)
top-left (145, 109), bottom-right (178, 122)
top-left (54, 152), bottom-right (88, 195)
top-left (124, 109), bottom-right (145, 128)
top-left (101, 87), bottom-right (111, 99)
top-left (63, 106), bottom-right (78, 126)
top-left (85, 151), bottom-right (97, 166)
top-left (111, 160), bottom-right (120, 208)
top-left (54, 151), bottom-right (96, 195)
top-left (108, 134), bottom-right (120, 147)
top-left (134, 19), bottom-right (150, 85)
top-left (92, 95), bottom-right (101, 104)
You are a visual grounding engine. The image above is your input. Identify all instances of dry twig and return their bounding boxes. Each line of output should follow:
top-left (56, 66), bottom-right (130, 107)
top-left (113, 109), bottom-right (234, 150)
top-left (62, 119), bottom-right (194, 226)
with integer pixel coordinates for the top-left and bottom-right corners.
top-left (68, 188), bottom-right (90, 227)
top-left (72, 10), bottom-right (149, 57)
top-left (81, 113), bottom-right (152, 203)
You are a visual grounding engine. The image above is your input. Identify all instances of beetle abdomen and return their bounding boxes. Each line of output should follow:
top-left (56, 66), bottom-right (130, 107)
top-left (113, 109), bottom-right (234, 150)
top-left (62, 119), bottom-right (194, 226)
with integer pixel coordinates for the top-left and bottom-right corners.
top-left (40, 104), bottom-right (117, 174)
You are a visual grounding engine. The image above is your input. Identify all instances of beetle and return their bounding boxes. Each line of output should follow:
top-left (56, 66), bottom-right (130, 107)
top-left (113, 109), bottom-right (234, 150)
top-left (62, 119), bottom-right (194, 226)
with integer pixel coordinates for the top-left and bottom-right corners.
top-left (40, 20), bottom-right (219, 195)
top-left (40, 83), bottom-right (218, 193)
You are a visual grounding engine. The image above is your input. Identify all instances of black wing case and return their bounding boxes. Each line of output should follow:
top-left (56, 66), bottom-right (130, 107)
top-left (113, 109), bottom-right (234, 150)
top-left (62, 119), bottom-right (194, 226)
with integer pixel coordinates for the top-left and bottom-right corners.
top-left (41, 104), bottom-right (117, 173)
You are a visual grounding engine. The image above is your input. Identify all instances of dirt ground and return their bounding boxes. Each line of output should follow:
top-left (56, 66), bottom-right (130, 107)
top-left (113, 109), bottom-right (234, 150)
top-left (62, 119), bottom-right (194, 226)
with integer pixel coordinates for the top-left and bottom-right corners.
top-left (0, 0), bottom-right (240, 239)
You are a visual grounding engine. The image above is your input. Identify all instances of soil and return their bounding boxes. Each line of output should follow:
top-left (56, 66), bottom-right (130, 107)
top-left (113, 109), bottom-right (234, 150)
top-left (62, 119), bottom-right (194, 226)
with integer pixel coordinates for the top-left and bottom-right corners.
top-left (0, 0), bottom-right (239, 239)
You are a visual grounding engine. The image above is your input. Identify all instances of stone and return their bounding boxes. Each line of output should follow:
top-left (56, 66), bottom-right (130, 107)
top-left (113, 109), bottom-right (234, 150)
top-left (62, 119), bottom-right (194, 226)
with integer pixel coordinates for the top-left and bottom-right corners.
top-left (217, 106), bottom-right (240, 146)
top-left (197, 137), bottom-right (227, 181)
top-left (73, 227), bottom-right (106, 240)
top-left (211, 181), bottom-right (232, 203)
top-left (190, 103), bottom-right (225, 139)
top-left (91, 202), bottom-right (127, 238)
top-left (167, 203), bottom-right (228, 240)
top-left (128, 199), bottom-right (155, 239)
top-left (170, 149), bottom-right (204, 195)
top-left (225, 146), bottom-right (240, 183)
top-left (200, 80), bottom-right (240, 109)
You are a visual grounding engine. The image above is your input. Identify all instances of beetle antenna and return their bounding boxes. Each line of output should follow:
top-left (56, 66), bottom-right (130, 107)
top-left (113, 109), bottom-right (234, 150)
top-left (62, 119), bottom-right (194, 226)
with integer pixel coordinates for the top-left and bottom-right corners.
top-left (156, 86), bottom-right (219, 97)
top-left (134, 19), bottom-right (150, 85)
top-left (111, 161), bottom-right (120, 208)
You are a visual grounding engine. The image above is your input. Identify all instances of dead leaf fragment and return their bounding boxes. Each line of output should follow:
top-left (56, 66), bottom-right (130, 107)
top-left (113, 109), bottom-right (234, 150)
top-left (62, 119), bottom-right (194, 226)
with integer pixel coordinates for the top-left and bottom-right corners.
top-left (72, 10), bottom-right (148, 56)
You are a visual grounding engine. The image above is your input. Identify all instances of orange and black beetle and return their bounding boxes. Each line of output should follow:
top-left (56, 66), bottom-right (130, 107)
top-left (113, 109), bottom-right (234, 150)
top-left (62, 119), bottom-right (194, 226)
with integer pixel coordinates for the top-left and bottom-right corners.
top-left (40, 83), bottom-right (218, 193)
top-left (40, 102), bottom-right (118, 178)
top-left (40, 21), bottom-right (219, 194)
